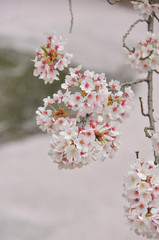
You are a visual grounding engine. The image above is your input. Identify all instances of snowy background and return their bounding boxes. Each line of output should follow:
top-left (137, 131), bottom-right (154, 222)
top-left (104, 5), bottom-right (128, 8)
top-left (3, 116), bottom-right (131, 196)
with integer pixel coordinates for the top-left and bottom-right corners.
top-left (0, 0), bottom-right (159, 239)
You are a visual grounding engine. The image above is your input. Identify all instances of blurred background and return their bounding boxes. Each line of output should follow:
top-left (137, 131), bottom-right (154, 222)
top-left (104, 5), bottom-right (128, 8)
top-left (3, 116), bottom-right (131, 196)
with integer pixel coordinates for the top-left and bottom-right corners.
top-left (0, 0), bottom-right (135, 144)
top-left (0, 0), bottom-right (157, 240)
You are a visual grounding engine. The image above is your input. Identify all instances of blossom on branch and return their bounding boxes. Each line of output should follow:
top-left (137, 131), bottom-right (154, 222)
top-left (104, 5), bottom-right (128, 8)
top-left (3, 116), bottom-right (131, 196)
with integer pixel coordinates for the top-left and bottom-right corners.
top-left (33, 35), bottom-right (73, 84)
top-left (124, 32), bottom-right (159, 73)
top-left (131, 0), bottom-right (159, 20)
top-left (48, 117), bottom-right (120, 168)
top-left (36, 64), bottom-right (134, 168)
top-left (34, 34), bottom-right (134, 169)
top-left (123, 157), bottom-right (159, 239)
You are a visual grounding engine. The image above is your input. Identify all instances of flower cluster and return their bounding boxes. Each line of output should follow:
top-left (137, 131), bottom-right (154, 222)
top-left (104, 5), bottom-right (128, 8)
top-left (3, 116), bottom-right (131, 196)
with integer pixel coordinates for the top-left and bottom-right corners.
top-left (33, 35), bottom-right (72, 84)
top-left (131, 0), bottom-right (159, 20)
top-left (36, 67), bottom-right (134, 168)
top-left (61, 66), bottom-right (134, 123)
top-left (48, 117), bottom-right (120, 169)
top-left (123, 157), bottom-right (159, 239)
top-left (124, 32), bottom-right (159, 73)
top-left (34, 35), bottom-right (134, 168)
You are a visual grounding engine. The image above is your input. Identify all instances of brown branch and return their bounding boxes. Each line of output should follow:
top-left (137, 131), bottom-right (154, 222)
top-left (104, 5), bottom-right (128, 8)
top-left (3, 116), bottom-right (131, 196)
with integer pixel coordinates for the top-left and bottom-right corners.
top-left (154, 156), bottom-right (159, 165)
top-left (139, 97), bottom-right (149, 117)
top-left (123, 19), bottom-right (147, 52)
top-left (135, 151), bottom-right (140, 159)
top-left (152, 12), bottom-right (159, 22)
top-left (132, 0), bottom-right (143, 2)
top-left (154, 69), bottom-right (159, 74)
top-left (121, 78), bottom-right (149, 87)
top-left (68, 0), bottom-right (74, 33)
top-left (146, 15), bottom-right (159, 163)
top-left (107, 0), bottom-right (120, 5)
top-left (144, 127), bottom-right (153, 138)
top-left (139, 50), bottom-right (153, 60)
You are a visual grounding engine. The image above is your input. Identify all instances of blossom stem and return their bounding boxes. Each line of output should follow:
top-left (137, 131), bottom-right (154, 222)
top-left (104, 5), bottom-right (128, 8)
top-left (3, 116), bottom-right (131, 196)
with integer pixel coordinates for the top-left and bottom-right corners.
top-left (139, 50), bottom-right (153, 60)
top-left (122, 19), bottom-right (147, 52)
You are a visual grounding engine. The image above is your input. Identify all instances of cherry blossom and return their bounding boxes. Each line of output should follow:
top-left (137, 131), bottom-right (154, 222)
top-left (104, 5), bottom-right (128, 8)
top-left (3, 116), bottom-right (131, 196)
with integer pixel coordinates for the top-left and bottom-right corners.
top-left (131, 0), bottom-right (159, 20)
top-left (34, 35), bottom-right (134, 169)
top-left (124, 32), bottom-right (159, 73)
top-left (123, 157), bottom-right (159, 239)
top-left (36, 67), bottom-right (133, 168)
top-left (33, 35), bottom-right (72, 84)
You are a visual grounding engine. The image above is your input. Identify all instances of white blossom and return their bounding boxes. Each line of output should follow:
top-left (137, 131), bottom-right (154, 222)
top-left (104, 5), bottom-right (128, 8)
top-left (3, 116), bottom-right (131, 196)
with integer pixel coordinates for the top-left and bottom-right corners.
top-left (124, 32), bottom-right (159, 74)
top-left (33, 35), bottom-right (73, 84)
top-left (34, 35), bottom-right (134, 169)
top-left (123, 157), bottom-right (159, 239)
top-left (131, 0), bottom-right (159, 20)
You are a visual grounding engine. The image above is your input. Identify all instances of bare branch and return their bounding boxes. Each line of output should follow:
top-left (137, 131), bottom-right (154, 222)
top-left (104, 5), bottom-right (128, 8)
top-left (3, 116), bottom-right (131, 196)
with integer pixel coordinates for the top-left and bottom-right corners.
top-left (121, 78), bottom-right (149, 87)
top-left (123, 19), bottom-right (147, 52)
top-left (152, 12), bottom-right (159, 22)
top-left (107, 0), bottom-right (120, 5)
top-left (154, 69), bottom-right (159, 74)
top-left (68, 0), bottom-right (74, 33)
top-left (139, 97), bottom-right (149, 117)
top-left (147, 71), bottom-right (155, 130)
top-left (154, 156), bottom-right (159, 165)
top-left (144, 127), bottom-right (153, 138)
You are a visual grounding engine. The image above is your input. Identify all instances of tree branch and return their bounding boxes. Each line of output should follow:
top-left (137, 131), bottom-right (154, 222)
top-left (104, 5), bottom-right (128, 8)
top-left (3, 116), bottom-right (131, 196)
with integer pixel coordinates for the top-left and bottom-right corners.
top-left (139, 97), bottom-right (149, 117)
top-left (144, 127), bottom-right (153, 138)
top-left (131, 0), bottom-right (145, 2)
top-left (107, 0), bottom-right (120, 5)
top-left (121, 78), bottom-right (149, 87)
top-left (152, 12), bottom-right (159, 22)
top-left (123, 19), bottom-right (147, 52)
top-left (68, 0), bottom-right (74, 33)
top-left (154, 69), bottom-right (159, 74)
top-left (154, 155), bottom-right (159, 165)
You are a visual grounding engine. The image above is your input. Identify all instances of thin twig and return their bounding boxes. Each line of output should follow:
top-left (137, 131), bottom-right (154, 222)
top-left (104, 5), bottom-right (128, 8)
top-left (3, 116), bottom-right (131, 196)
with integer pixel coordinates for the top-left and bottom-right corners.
top-left (139, 97), bottom-right (149, 117)
top-left (140, 50), bottom-right (153, 60)
top-left (152, 12), bottom-right (159, 22)
top-left (123, 19), bottom-right (147, 52)
top-left (107, 0), bottom-right (120, 5)
top-left (134, 0), bottom-right (143, 2)
top-left (121, 78), bottom-right (149, 87)
top-left (132, 0), bottom-right (143, 2)
top-left (68, 0), bottom-right (74, 33)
